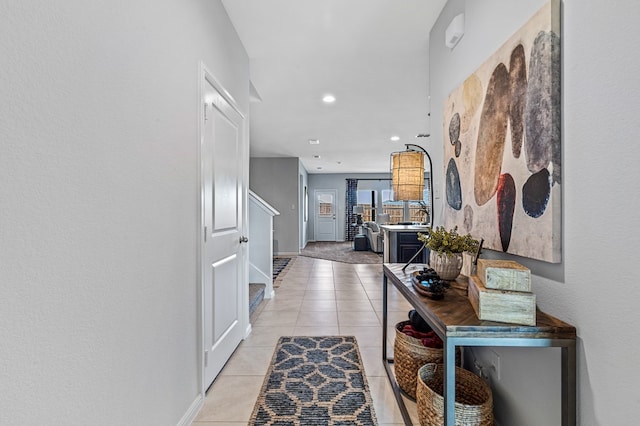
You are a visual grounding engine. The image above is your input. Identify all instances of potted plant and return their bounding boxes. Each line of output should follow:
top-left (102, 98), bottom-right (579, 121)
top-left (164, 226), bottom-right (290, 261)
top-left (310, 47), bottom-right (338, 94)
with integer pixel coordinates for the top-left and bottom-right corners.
top-left (418, 226), bottom-right (480, 280)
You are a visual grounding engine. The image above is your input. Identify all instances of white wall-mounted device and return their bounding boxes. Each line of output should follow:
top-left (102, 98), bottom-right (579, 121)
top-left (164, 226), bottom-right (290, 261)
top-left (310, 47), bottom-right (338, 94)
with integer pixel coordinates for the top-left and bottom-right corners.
top-left (445, 13), bottom-right (465, 49)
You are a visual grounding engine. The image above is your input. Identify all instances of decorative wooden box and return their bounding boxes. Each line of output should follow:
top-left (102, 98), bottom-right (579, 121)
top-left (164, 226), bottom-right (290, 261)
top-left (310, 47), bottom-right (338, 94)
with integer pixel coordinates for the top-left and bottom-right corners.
top-left (477, 259), bottom-right (531, 292)
top-left (468, 275), bottom-right (536, 326)
top-left (460, 252), bottom-right (477, 277)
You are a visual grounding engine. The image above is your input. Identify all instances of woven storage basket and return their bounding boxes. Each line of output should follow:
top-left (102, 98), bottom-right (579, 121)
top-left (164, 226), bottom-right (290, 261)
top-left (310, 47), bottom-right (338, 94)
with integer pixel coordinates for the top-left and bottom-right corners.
top-left (417, 363), bottom-right (494, 426)
top-left (394, 321), bottom-right (460, 399)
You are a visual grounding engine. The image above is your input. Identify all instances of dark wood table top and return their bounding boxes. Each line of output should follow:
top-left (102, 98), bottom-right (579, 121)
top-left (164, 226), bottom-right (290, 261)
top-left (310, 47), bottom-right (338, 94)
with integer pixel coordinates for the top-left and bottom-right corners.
top-left (384, 263), bottom-right (576, 340)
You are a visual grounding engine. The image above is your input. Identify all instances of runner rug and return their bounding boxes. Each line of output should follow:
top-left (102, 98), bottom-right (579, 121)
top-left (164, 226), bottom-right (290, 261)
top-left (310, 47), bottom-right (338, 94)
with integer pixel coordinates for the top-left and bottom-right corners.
top-left (248, 336), bottom-right (378, 426)
top-left (273, 257), bottom-right (291, 279)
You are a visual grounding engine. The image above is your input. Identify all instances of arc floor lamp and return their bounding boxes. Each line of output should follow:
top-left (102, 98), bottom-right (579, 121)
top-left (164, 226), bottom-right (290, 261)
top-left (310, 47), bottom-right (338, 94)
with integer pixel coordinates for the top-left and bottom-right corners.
top-left (390, 143), bottom-right (434, 225)
top-left (390, 143), bottom-right (434, 271)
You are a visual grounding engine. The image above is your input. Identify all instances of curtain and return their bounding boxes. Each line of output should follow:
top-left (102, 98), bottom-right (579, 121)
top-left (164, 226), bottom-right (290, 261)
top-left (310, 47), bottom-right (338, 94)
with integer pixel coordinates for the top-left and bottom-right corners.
top-left (345, 178), bottom-right (358, 241)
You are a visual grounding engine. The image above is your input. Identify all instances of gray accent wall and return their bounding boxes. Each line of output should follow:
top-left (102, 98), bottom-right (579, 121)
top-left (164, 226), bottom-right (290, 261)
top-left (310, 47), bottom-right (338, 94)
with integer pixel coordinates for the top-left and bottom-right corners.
top-left (431, 1), bottom-right (640, 424)
top-left (250, 157), bottom-right (303, 255)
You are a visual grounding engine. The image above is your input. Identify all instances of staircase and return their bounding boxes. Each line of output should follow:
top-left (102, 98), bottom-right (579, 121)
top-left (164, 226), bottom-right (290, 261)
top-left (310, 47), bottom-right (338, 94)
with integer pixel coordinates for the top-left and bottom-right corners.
top-left (249, 283), bottom-right (266, 317)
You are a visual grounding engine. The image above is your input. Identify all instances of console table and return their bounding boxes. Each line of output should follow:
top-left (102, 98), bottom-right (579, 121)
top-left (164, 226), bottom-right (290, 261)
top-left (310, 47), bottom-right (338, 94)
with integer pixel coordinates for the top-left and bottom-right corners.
top-left (382, 263), bottom-right (576, 425)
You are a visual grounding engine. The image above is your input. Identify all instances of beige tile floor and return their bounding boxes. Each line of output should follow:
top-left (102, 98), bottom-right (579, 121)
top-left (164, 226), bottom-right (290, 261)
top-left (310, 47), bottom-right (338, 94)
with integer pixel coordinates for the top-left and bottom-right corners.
top-left (192, 256), bottom-right (420, 425)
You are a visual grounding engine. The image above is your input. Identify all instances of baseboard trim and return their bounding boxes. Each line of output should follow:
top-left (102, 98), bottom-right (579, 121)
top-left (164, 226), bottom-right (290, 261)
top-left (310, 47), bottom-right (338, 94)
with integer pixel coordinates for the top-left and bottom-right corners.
top-left (177, 394), bottom-right (203, 426)
top-left (275, 251), bottom-right (298, 256)
top-left (305, 240), bottom-right (347, 243)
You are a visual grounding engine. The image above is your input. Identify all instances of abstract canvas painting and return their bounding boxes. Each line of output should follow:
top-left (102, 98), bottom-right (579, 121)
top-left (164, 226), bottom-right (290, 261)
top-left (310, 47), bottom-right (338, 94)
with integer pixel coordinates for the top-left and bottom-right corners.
top-left (443, 0), bottom-right (561, 262)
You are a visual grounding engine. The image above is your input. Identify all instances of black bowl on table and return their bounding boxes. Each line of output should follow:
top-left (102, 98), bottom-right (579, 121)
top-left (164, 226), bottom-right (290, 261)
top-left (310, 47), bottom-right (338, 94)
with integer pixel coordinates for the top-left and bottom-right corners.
top-left (411, 268), bottom-right (446, 300)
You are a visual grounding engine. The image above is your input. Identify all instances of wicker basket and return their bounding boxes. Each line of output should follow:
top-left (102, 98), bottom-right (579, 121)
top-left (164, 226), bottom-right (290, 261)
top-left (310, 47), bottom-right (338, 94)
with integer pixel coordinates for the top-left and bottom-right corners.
top-left (417, 363), bottom-right (494, 426)
top-left (393, 321), bottom-right (460, 399)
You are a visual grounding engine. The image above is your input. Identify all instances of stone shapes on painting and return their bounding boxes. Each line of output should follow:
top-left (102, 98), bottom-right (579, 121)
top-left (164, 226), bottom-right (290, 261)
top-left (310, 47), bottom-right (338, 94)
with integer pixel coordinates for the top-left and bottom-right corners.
top-left (497, 173), bottom-right (517, 252)
top-left (509, 44), bottom-right (527, 159)
top-left (449, 113), bottom-right (463, 158)
top-left (522, 168), bottom-right (551, 218)
top-left (457, 36), bottom-right (558, 249)
top-left (462, 74), bottom-right (483, 133)
top-left (449, 113), bottom-right (461, 144)
top-left (454, 140), bottom-right (462, 157)
top-left (443, 0), bottom-right (561, 263)
top-left (525, 31), bottom-right (561, 184)
top-left (474, 63), bottom-right (510, 207)
top-left (446, 158), bottom-right (463, 211)
top-left (463, 205), bottom-right (474, 233)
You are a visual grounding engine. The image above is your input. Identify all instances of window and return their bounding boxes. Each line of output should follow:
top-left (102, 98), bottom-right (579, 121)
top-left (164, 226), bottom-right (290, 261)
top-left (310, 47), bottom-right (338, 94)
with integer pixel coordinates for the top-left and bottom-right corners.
top-left (381, 189), bottom-right (404, 223)
top-left (381, 184), bottom-right (431, 224)
top-left (317, 193), bottom-right (334, 217)
top-left (356, 190), bottom-right (376, 222)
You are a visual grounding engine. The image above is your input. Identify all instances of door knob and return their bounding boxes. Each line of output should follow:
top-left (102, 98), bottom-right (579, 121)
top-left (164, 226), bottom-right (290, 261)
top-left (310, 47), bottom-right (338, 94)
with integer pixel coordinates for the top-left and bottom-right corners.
top-left (239, 236), bottom-right (249, 243)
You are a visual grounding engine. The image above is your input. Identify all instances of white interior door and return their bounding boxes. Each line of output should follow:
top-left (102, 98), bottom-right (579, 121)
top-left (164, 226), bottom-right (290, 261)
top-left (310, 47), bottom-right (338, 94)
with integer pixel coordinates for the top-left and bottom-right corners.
top-left (314, 189), bottom-right (337, 241)
top-left (201, 71), bottom-right (246, 389)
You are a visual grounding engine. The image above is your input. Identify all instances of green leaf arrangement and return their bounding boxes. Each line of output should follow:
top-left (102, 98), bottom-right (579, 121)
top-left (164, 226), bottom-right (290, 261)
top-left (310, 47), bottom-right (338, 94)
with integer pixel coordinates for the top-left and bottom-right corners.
top-left (418, 226), bottom-right (479, 257)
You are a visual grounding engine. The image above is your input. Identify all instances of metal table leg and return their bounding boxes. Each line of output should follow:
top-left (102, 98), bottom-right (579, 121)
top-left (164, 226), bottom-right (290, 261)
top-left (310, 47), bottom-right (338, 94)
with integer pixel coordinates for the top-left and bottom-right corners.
top-left (444, 338), bottom-right (457, 425)
top-left (382, 273), bottom-right (413, 425)
top-left (561, 342), bottom-right (577, 425)
top-left (382, 275), bottom-right (388, 361)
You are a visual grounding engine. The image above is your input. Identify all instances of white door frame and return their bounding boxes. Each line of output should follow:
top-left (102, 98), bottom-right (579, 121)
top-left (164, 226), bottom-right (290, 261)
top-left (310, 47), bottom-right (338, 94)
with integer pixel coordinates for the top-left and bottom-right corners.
top-left (299, 175), bottom-right (305, 250)
top-left (197, 62), bottom-right (249, 396)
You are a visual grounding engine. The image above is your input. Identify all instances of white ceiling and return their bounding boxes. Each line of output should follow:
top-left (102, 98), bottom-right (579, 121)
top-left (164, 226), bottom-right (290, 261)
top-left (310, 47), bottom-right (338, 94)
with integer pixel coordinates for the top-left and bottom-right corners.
top-left (221, 0), bottom-right (447, 174)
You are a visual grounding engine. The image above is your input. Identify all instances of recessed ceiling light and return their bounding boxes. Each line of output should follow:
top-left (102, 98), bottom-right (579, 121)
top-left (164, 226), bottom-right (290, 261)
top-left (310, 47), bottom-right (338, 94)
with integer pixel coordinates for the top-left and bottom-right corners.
top-left (316, 166), bottom-right (323, 170)
top-left (309, 139), bottom-right (320, 145)
top-left (390, 136), bottom-right (400, 141)
top-left (336, 161), bottom-right (342, 165)
top-left (322, 94), bottom-right (336, 103)
top-left (313, 155), bottom-right (321, 159)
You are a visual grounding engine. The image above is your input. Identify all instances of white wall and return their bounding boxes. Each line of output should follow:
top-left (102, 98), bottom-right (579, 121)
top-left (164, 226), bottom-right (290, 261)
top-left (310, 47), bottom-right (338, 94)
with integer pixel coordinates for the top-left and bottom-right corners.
top-left (0, 1), bottom-right (249, 424)
top-left (431, 1), bottom-right (640, 424)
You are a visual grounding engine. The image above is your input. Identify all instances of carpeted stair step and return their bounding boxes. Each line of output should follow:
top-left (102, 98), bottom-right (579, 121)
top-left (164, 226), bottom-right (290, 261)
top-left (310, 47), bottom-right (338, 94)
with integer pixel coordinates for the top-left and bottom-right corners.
top-left (249, 283), bottom-right (266, 316)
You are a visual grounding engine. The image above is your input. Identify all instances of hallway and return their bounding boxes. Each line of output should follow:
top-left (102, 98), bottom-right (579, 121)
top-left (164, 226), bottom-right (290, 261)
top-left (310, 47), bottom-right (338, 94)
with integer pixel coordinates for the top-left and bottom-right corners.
top-left (193, 256), bottom-right (419, 424)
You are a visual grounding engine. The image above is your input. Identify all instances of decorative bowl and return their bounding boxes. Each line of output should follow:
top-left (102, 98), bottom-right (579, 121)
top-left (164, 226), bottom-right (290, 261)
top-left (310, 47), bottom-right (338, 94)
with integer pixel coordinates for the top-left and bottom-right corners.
top-left (411, 269), bottom-right (446, 300)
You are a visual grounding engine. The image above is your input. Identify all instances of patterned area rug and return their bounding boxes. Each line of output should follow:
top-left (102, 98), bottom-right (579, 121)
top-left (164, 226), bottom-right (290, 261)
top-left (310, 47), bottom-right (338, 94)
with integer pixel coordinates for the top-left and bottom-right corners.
top-left (273, 257), bottom-right (291, 279)
top-left (300, 242), bottom-right (382, 264)
top-left (249, 336), bottom-right (378, 426)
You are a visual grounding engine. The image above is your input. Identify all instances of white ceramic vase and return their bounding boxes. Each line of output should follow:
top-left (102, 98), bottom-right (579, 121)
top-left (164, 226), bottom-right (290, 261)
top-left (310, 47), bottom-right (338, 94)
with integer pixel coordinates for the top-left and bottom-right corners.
top-left (429, 251), bottom-right (463, 281)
